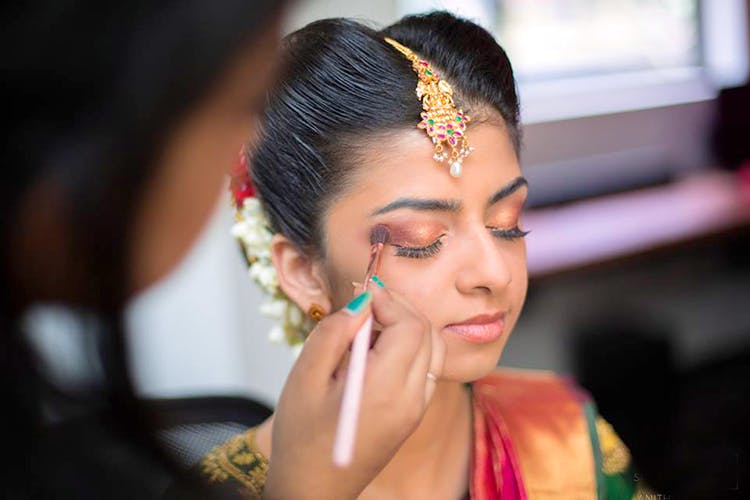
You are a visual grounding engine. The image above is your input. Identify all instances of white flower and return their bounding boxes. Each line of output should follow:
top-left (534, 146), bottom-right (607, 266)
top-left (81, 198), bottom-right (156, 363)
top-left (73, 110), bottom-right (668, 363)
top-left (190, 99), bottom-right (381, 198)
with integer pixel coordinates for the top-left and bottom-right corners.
top-left (268, 325), bottom-right (286, 344)
top-left (259, 298), bottom-right (286, 319)
top-left (233, 196), bottom-right (311, 349)
top-left (249, 262), bottom-right (278, 291)
top-left (287, 303), bottom-right (303, 327)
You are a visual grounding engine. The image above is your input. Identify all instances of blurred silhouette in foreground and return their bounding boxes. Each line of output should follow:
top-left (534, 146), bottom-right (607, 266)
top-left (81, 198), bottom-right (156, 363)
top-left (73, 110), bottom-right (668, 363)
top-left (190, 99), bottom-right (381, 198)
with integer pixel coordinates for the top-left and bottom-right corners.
top-left (1, 2), bottom-right (283, 498)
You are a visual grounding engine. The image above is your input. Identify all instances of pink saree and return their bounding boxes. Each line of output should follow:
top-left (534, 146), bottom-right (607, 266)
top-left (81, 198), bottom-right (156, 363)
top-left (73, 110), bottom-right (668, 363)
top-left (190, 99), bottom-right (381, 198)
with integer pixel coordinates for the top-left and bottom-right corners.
top-left (470, 369), bottom-right (601, 499)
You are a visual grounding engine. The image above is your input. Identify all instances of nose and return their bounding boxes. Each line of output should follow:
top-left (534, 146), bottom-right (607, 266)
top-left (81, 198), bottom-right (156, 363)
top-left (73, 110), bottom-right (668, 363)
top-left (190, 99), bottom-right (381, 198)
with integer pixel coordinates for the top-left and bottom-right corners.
top-left (455, 227), bottom-right (513, 295)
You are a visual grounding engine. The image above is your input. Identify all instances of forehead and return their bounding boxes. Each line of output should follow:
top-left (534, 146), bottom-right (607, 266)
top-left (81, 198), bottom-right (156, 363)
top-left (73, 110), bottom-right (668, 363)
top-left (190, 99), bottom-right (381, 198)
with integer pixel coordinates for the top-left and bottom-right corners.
top-left (341, 122), bottom-right (522, 208)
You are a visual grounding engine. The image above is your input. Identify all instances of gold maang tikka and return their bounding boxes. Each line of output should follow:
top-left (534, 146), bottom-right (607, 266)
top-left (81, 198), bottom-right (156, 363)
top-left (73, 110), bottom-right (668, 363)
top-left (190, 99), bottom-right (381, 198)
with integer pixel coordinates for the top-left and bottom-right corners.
top-left (384, 37), bottom-right (473, 178)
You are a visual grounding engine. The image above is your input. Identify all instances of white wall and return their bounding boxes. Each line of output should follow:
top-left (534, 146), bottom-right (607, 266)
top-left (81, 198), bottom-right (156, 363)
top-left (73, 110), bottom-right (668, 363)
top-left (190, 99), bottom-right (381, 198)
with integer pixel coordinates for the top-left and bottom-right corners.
top-left (283, 0), bottom-right (397, 32)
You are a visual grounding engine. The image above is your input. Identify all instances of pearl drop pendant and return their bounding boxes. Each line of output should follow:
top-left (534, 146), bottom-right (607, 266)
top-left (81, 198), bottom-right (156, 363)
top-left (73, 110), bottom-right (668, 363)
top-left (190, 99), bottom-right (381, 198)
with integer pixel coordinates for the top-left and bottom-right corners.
top-left (450, 161), bottom-right (462, 178)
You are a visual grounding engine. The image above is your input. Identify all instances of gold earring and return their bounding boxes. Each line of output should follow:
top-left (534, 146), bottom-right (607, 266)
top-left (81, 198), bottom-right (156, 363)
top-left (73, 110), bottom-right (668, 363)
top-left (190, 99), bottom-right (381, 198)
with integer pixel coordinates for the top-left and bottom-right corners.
top-left (308, 303), bottom-right (325, 322)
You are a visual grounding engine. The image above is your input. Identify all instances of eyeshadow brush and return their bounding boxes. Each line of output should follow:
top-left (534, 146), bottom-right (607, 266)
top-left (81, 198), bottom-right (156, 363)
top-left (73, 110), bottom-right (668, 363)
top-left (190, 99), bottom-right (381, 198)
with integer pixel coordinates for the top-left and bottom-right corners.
top-left (332, 224), bottom-right (391, 467)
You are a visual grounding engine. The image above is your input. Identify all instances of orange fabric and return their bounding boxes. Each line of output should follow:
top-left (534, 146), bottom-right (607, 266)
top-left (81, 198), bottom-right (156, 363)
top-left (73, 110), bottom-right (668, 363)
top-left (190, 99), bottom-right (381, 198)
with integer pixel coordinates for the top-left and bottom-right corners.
top-left (473, 368), bottom-right (597, 499)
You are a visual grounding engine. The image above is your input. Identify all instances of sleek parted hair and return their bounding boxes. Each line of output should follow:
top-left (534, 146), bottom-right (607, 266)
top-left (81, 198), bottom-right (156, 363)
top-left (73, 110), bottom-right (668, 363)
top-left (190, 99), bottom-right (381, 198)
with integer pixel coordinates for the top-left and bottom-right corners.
top-left (251, 12), bottom-right (521, 254)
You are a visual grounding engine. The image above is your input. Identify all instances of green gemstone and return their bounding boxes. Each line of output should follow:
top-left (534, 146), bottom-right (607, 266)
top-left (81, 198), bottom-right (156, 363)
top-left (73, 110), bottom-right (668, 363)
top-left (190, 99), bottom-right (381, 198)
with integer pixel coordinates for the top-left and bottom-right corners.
top-left (425, 70), bottom-right (433, 76)
top-left (447, 129), bottom-right (454, 135)
top-left (428, 119), bottom-right (435, 125)
top-left (456, 116), bottom-right (462, 121)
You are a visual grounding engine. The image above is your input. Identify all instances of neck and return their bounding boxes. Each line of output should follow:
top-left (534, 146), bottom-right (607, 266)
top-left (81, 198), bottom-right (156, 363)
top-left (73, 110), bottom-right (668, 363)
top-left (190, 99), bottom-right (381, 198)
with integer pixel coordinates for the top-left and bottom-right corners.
top-left (367, 380), bottom-right (473, 495)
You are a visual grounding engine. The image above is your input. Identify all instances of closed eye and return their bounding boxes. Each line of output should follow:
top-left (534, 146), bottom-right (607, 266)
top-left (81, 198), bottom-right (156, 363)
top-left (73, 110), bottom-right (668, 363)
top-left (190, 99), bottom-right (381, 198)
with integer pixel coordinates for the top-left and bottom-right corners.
top-left (490, 226), bottom-right (529, 240)
top-left (393, 235), bottom-right (445, 259)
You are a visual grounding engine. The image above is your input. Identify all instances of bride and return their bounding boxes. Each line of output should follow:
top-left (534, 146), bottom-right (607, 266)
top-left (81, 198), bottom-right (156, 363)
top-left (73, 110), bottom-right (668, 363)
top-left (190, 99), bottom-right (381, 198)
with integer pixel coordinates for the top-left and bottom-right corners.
top-left (204, 11), bottom-right (638, 500)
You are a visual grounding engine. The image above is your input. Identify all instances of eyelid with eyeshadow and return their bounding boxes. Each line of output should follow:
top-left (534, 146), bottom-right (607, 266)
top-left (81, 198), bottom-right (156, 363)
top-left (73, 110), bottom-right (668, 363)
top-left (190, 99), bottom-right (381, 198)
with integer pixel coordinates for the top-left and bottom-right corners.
top-left (381, 220), bottom-right (447, 248)
top-left (393, 225), bottom-right (529, 260)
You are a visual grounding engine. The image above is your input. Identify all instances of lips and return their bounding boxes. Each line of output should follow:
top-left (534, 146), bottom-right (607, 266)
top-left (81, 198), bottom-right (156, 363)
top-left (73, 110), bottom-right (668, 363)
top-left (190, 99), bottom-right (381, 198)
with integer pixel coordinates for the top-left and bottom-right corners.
top-left (444, 312), bottom-right (506, 344)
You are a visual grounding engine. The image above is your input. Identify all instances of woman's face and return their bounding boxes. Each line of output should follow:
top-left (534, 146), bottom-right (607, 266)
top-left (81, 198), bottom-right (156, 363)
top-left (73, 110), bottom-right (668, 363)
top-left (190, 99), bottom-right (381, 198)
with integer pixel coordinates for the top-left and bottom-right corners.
top-left (323, 121), bottom-right (528, 382)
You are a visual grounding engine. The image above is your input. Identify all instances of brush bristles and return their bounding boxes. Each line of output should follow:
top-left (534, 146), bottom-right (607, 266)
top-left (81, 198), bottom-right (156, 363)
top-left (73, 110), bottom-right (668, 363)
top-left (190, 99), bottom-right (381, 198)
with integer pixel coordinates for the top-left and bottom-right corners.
top-left (370, 224), bottom-right (391, 245)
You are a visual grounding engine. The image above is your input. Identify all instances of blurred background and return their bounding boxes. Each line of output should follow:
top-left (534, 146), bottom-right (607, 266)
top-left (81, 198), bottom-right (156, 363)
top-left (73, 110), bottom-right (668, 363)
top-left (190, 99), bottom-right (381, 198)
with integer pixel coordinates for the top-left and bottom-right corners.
top-left (111, 0), bottom-right (748, 494)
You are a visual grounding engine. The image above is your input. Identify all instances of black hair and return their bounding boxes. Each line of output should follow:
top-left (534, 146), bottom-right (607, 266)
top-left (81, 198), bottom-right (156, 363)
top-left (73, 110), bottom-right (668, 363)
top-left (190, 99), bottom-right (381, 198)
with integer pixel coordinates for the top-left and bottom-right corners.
top-left (251, 11), bottom-right (520, 255)
top-left (1, 1), bottom-right (284, 497)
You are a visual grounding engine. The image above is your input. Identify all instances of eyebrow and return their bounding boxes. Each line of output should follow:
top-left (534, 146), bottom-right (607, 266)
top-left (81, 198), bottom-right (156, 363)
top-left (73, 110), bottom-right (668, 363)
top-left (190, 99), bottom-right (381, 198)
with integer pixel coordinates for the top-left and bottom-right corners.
top-left (369, 176), bottom-right (529, 217)
top-left (370, 198), bottom-right (462, 216)
top-left (487, 176), bottom-right (528, 206)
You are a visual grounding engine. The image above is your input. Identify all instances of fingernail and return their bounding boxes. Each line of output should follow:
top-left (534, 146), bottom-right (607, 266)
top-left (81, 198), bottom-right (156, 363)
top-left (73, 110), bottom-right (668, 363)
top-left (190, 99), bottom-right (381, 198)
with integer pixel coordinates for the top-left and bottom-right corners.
top-left (344, 291), bottom-right (372, 315)
top-left (370, 275), bottom-right (385, 288)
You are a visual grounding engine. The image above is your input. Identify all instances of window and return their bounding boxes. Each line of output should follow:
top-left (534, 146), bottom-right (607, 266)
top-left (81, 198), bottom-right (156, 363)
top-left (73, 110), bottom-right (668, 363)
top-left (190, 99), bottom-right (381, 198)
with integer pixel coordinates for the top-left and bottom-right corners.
top-left (399, 0), bottom-right (749, 122)
top-left (495, 0), bottom-right (699, 82)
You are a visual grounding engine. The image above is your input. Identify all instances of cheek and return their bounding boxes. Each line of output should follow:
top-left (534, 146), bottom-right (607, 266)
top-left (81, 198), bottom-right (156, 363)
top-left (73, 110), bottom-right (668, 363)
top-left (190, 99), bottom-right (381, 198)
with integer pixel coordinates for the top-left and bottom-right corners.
top-left (507, 242), bottom-right (529, 317)
top-left (324, 239), bottom-right (372, 309)
top-left (130, 103), bottom-right (257, 291)
top-left (329, 276), bottom-right (358, 310)
top-left (374, 252), bottom-right (451, 321)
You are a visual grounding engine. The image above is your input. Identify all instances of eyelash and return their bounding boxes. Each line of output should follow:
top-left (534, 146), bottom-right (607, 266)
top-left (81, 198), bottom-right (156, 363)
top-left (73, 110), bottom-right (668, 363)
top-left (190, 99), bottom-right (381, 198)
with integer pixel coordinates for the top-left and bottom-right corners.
top-left (394, 226), bottom-right (529, 259)
top-left (490, 226), bottom-right (530, 240)
top-left (394, 237), bottom-right (444, 259)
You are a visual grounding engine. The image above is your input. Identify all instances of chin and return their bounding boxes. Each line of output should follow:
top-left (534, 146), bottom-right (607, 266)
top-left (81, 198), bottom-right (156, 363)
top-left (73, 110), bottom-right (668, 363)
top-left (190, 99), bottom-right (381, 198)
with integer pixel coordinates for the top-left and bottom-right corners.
top-left (439, 347), bottom-right (504, 383)
top-left (436, 328), bottom-right (511, 383)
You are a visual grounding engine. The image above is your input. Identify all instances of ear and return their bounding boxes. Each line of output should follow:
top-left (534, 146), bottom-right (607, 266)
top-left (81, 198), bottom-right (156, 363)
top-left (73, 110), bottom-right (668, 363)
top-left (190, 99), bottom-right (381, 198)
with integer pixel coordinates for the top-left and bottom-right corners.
top-left (270, 234), bottom-right (331, 315)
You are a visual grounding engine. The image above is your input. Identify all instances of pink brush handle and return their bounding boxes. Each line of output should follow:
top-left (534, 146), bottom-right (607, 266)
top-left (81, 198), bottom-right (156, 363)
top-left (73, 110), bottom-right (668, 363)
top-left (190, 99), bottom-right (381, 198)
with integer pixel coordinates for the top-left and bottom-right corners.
top-left (332, 314), bottom-right (373, 467)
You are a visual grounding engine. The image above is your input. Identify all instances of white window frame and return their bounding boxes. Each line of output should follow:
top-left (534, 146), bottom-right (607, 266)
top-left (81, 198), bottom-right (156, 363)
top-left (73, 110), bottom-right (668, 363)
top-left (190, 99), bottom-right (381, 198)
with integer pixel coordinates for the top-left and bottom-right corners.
top-left (399, 0), bottom-right (749, 124)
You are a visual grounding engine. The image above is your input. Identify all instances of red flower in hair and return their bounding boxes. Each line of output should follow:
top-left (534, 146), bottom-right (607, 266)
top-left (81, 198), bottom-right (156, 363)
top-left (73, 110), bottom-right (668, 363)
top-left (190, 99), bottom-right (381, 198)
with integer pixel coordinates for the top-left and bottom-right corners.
top-left (230, 148), bottom-right (255, 205)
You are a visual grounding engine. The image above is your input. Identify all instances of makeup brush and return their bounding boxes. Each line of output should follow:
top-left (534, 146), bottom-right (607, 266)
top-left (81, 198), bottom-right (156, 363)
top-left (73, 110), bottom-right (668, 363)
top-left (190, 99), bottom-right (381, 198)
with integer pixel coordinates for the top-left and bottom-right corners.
top-left (333, 224), bottom-right (391, 467)
top-left (364, 224), bottom-right (390, 285)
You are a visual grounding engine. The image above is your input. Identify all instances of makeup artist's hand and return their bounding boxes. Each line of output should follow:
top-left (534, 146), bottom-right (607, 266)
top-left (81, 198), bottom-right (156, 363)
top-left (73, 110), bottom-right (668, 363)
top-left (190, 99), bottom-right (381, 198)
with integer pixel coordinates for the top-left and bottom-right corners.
top-left (264, 283), bottom-right (445, 500)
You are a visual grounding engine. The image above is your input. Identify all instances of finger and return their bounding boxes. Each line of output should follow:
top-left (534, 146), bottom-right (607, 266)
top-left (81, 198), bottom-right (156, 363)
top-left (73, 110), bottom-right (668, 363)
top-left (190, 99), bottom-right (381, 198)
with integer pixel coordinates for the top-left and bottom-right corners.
top-left (370, 285), bottom-right (431, 367)
top-left (369, 285), bottom-right (425, 356)
top-left (423, 327), bottom-right (445, 405)
top-left (368, 283), bottom-right (408, 327)
top-left (333, 348), bottom-right (352, 383)
top-left (404, 311), bottom-right (432, 388)
top-left (293, 292), bottom-right (373, 387)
